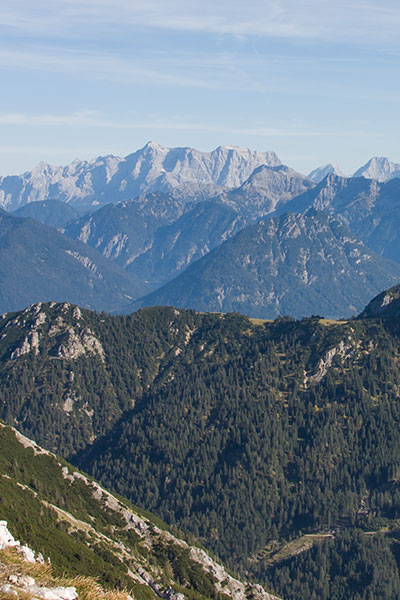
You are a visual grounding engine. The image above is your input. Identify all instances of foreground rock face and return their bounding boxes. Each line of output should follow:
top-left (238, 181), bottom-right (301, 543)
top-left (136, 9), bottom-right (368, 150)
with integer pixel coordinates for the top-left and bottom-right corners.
top-left (0, 520), bottom-right (43, 563)
top-left (0, 580), bottom-right (78, 599)
top-left (0, 521), bottom-right (78, 599)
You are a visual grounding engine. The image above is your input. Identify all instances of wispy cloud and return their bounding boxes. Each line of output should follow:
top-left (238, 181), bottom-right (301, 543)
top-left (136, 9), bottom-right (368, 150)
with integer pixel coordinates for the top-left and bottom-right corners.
top-left (0, 110), bottom-right (104, 127)
top-left (2, 0), bottom-right (400, 45)
top-left (0, 46), bottom-right (267, 91)
top-left (0, 110), bottom-right (367, 139)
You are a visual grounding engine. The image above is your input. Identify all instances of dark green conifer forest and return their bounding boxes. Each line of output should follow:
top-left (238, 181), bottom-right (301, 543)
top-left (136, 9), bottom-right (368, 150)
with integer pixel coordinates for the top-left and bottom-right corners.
top-left (2, 297), bottom-right (400, 599)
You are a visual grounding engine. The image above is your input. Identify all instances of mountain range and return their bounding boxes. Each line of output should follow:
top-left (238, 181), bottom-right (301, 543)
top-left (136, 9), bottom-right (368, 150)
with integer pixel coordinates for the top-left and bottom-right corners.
top-left (0, 142), bottom-right (281, 213)
top-left (62, 165), bottom-right (314, 283)
top-left (1, 143), bottom-right (400, 319)
top-left (2, 142), bottom-right (400, 219)
top-left (2, 144), bottom-right (399, 218)
top-left (308, 156), bottom-right (400, 183)
top-left (130, 210), bottom-right (400, 319)
top-left (277, 174), bottom-right (400, 262)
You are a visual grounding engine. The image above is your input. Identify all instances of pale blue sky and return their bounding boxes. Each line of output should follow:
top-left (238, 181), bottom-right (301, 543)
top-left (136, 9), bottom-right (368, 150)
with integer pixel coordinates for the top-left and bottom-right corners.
top-left (1, 0), bottom-right (400, 176)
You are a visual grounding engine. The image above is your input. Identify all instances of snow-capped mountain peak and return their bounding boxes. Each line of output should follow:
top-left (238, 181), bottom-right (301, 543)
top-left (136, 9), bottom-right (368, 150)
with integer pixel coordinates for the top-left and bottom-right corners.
top-left (0, 143), bottom-right (282, 212)
top-left (308, 162), bottom-right (344, 183)
top-left (353, 156), bottom-right (400, 182)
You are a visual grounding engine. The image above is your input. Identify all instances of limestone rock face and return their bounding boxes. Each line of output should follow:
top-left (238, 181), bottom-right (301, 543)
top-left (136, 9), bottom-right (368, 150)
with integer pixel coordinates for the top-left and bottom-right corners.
top-left (0, 143), bottom-right (281, 212)
top-left (279, 174), bottom-right (400, 263)
top-left (0, 520), bottom-right (44, 564)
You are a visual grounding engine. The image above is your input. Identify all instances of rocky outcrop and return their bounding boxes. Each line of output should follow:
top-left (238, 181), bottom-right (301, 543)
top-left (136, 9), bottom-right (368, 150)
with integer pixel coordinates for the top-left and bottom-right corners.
top-left (358, 284), bottom-right (400, 319)
top-left (306, 340), bottom-right (353, 384)
top-left (0, 520), bottom-right (45, 565)
top-left (5, 302), bottom-right (104, 363)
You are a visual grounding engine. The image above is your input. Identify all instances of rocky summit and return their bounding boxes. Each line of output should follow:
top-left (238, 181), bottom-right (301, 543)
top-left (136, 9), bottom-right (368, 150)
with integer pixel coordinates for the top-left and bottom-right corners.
top-left (0, 143), bottom-right (281, 212)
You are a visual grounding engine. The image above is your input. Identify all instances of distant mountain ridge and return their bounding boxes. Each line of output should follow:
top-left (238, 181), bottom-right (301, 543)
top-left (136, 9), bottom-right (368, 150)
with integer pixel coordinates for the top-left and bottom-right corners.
top-left (63, 165), bottom-right (314, 284)
top-left (308, 163), bottom-right (344, 182)
top-left (64, 193), bottom-right (184, 269)
top-left (222, 164), bottom-right (315, 218)
top-left (2, 146), bottom-right (400, 218)
top-left (277, 174), bottom-right (400, 262)
top-left (13, 199), bottom-right (80, 228)
top-left (127, 200), bottom-right (244, 285)
top-left (0, 210), bottom-right (148, 313)
top-left (308, 156), bottom-right (400, 183)
top-left (0, 142), bottom-right (281, 212)
top-left (131, 210), bottom-right (400, 319)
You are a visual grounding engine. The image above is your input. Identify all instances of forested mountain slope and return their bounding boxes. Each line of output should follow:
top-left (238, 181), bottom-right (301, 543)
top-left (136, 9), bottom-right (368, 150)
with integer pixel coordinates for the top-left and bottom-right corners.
top-left (0, 422), bottom-right (279, 600)
top-left (13, 199), bottom-right (80, 228)
top-left (3, 294), bottom-right (400, 598)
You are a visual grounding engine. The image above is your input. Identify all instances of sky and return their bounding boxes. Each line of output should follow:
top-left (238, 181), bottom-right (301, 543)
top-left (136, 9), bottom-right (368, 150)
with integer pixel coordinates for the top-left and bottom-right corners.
top-left (1, 0), bottom-right (400, 176)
